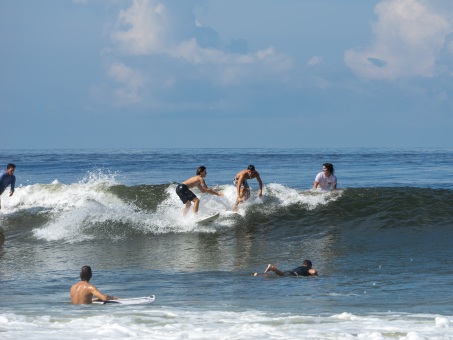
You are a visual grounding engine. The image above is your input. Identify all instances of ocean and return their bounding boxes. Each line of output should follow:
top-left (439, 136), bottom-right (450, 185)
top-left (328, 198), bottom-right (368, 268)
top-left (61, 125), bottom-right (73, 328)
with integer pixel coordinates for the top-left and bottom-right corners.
top-left (0, 148), bottom-right (452, 339)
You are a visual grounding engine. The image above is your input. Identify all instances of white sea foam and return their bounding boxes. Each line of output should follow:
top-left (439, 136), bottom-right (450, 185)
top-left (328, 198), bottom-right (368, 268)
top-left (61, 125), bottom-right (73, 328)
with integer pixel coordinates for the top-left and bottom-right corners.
top-left (0, 310), bottom-right (451, 340)
top-left (1, 171), bottom-right (342, 242)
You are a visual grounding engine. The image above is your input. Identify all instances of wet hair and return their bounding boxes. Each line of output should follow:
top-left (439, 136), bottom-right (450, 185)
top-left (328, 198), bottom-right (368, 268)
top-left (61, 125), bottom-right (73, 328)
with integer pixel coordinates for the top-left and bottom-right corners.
top-left (302, 260), bottom-right (313, 268)
top-left (247, 165), bottom-right (255, 171)
top-left (323, 163), bottom-right (334, 174)
top-left (80, 266), bottom-right (92, 282)
top-left (196, 166), bottom-right (206, 175)
top-left (7, 163), bottom-right (16, 170)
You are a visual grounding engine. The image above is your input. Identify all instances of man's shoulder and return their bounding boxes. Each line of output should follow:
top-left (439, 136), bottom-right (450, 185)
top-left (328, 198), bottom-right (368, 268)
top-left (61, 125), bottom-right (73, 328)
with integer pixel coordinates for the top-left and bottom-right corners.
top-left (238, 169), bottom-right (248, 177)
top-left (72, 281), bottom-right (93, 288)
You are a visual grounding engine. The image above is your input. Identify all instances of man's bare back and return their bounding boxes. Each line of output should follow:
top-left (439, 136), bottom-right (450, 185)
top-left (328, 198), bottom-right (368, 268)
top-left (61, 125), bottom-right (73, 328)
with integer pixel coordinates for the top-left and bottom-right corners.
top-left (183, 175), bottom-right (206, 191)
top-left (70, 266), bottom-right (117, 304)
top-left (70, 281), bottom-right (109, 304)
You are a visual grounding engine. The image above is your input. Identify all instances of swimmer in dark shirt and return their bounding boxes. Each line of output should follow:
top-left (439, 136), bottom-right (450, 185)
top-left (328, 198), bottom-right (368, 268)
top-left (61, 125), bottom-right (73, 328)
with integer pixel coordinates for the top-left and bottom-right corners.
top-left (253, 259), bottom-right (318, 277)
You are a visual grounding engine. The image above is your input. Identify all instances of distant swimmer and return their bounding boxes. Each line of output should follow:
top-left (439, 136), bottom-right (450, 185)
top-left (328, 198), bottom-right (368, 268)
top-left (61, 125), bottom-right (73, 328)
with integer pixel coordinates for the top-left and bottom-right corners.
top-left (232, 165), bottom-right (263, 212)
top-left (253, 259), bottom-right (318, 277)
top-left (70, 266), bottom-right (118, 304)
top-left (313, 163), bottom-right (337, 190)
top-left (176, 166), bottom-right (223, 216)
top-left (0, 163), bottom-right (16, 209)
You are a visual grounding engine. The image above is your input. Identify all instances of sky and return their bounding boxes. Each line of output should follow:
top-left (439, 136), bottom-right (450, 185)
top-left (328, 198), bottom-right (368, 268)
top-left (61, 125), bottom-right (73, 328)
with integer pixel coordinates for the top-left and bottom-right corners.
top-left (1, 0), bottom-right (453, 149)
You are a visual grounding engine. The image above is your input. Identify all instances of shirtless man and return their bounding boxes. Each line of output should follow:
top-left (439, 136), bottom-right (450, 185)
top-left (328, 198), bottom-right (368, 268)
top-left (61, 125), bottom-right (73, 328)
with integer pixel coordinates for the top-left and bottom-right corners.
top-left (70, 266), bottom-right (117, 304)
top-left (232, 165), bottom-right (263, 212)
top-left (176, 166), bottom-right (223, 216)
top-left (254, 260), bottom-right (318, 277)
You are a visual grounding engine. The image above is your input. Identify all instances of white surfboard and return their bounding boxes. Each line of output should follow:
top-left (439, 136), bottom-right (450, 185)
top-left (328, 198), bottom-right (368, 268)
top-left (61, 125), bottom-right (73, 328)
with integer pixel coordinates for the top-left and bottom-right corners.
top-left (93, 295), bottom-right (155, 305)
top-left (195, 212), bottom-right (220, 224)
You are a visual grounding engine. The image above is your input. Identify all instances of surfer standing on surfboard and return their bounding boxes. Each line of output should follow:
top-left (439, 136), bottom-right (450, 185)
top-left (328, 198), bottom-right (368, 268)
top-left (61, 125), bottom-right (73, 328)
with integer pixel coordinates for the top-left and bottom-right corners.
top-left (70, 266), bottom-right (118, 304)
top-left (176, 166), bottom-right (223, 216)
top-left (233, 165), bottom-right (263, 212)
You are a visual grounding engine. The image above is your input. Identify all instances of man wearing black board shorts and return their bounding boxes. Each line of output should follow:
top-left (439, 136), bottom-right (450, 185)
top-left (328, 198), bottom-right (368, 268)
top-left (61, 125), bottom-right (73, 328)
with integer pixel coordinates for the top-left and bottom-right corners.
top-left (176, 166), bottom-right (223, 216)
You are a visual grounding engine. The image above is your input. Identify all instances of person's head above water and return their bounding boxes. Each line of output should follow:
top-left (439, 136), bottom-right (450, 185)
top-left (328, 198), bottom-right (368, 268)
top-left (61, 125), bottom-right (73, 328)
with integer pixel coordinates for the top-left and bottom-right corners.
top-left (302, 260), bottom-right (313, 268)
top-left (196, 166), bottom-right (206, 175)
top-left (322, 163), bottom-right (334, 175)
top-left (80, 266), bottom-right (93, 282)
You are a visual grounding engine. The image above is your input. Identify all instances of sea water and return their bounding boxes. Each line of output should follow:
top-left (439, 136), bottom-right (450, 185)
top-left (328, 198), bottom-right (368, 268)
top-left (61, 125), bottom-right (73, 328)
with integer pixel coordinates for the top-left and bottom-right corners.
top-left (0, 148), bottom-right (452, 339)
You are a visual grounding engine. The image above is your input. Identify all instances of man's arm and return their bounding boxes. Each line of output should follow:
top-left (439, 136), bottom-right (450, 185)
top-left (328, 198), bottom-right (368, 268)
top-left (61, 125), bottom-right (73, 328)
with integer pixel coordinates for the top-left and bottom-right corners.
top-left (255, 173), bottom-right (263, 197)
top-left (89, 285), bottom-right (113, 301)
top-left (10, 176), bottom-right (15, 196)
top-left (199, 179), bottom-right (223, 196)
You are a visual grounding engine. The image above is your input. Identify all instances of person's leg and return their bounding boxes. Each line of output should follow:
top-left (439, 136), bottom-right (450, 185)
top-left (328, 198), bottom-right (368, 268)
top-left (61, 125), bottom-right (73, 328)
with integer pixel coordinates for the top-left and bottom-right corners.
top-left (192, 197), bottom-right (200, 214)
top-left (266, 263), bottom-right (280, 273)
top-left (243, 187), bottom-right (251, 201)
top-left (233, 187), bottom-right (247, 211)
top-left (266, 263), bottom-right (286, 276)
top-left (254, 263), bottom-right (279, 276)
top-left (184, 201), bottom-right (191, 216)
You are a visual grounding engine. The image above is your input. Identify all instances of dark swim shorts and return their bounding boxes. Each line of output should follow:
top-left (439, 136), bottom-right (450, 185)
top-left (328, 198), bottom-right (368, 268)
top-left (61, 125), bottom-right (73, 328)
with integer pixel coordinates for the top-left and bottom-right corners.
top-left (176, 184), bottom-right (197, 204)
top-left (233, 178), bottom-right (249, 188)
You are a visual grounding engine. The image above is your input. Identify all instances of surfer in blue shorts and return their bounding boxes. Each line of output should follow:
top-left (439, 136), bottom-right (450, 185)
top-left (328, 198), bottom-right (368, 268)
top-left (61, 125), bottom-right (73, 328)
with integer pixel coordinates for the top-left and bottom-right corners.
top-left (233, 165), bottom-right (263, 212)
top-left (253, 260), bottom-right (318, 277)
top-left (176, 166), bottom-right (223, 216)
top-left (0, 163), bottom-right (16, 209)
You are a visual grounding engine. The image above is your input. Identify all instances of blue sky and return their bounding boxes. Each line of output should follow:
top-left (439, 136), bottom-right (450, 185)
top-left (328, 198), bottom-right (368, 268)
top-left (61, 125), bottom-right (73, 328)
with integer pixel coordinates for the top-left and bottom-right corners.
top-left (1, 0), bottom-right (453, 148)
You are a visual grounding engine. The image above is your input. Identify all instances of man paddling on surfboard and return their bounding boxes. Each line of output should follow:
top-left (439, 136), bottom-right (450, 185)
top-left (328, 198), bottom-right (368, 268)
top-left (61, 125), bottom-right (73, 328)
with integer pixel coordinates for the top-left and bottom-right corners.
top-left (232, 165), bottom-right (263, 212)
top-left (253, 259), bottom-right (318, 277)
top-left (176, 166), bottom-right (223, 216)
top-left (70, 266), bottom-right (118, 304)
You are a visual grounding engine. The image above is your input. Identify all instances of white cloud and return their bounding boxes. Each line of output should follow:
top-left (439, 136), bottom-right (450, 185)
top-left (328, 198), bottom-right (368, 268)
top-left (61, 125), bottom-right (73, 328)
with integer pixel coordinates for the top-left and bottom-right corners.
top-left (345, 0), bottom-right (452, 80)
top-left (307, 56), bottom-right (322, 66)
top-left (109, 0), bottom-right (292, 86)
top-left (108, 62), bottom-right (144, 87)
top-left (107, 62), bottom-right (145, 105)
top-left (112, 0), bottom-right (169, 55)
